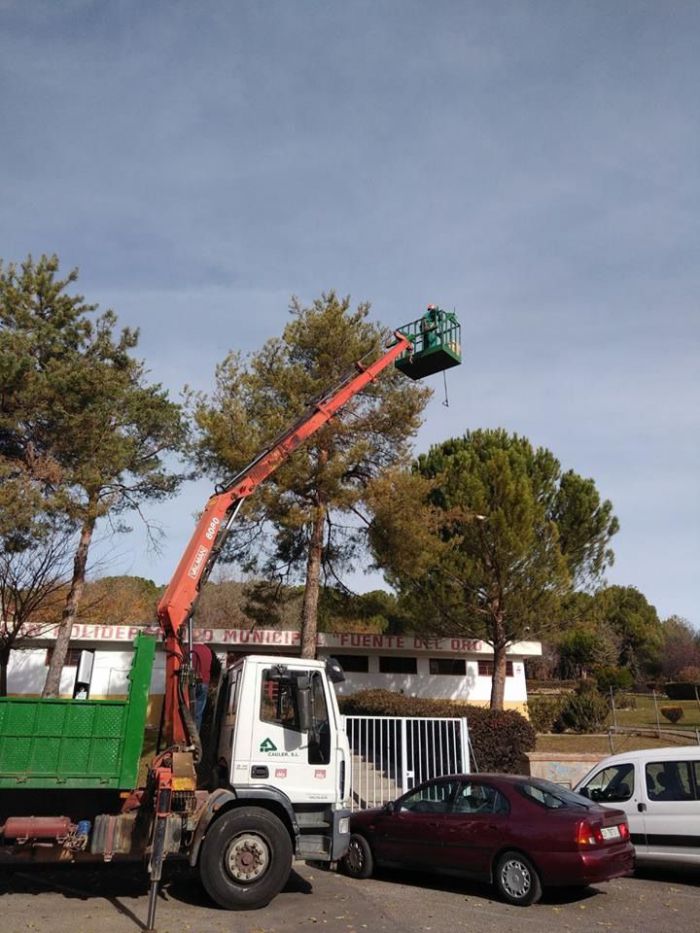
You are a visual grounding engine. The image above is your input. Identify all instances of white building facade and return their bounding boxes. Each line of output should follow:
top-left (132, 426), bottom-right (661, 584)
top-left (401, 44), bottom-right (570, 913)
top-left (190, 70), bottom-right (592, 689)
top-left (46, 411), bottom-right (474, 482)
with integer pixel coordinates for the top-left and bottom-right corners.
top-left (7, 624), bottom-right (541, 716)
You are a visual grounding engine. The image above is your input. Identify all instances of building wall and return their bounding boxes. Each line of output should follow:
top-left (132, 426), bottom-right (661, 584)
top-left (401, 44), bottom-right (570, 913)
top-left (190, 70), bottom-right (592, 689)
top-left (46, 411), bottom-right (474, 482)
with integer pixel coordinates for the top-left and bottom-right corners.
top-left (7, 632), bottom-right (536, 716)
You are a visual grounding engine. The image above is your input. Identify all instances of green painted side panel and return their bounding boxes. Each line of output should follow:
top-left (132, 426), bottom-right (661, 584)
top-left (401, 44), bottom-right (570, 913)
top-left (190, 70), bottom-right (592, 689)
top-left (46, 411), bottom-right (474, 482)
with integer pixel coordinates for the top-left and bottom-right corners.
top-left (0, 633), bottom-right (156, 790)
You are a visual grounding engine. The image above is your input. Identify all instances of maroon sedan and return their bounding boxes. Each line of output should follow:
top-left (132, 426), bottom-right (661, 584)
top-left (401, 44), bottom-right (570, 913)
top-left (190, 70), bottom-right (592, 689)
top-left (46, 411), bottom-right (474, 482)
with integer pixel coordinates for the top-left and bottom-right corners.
top-left (341, 774), bottom-right (634, 906)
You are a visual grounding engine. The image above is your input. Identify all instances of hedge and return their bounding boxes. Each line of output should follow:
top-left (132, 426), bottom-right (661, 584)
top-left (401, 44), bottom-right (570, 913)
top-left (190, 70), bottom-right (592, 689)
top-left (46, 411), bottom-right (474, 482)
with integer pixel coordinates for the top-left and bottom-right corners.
top-left (338, 689), bottom-right (535, 774)
top-left (665, 682), bottom-right (700, 701)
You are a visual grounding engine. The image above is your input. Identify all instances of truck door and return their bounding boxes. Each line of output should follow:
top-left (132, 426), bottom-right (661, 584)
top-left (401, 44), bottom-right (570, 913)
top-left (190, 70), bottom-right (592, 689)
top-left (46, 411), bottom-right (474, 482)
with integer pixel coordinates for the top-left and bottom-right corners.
top-left (245, 666), bottom-right (338, 805)
top-left (216, 667), bottom-right (240, 773)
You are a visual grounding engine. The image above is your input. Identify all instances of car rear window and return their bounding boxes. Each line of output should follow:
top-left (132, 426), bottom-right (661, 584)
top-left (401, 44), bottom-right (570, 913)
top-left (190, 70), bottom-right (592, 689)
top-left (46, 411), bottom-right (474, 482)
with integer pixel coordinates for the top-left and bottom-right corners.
top-left (518, 779), bottom-right (589, 810)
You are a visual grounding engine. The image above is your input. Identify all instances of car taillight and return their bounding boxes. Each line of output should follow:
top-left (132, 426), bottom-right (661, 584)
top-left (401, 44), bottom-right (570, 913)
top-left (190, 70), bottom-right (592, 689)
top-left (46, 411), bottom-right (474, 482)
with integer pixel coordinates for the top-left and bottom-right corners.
top-left (576, 819), bottom-right (602, 847)
top-left (575, 819), bottom-right (629, 847)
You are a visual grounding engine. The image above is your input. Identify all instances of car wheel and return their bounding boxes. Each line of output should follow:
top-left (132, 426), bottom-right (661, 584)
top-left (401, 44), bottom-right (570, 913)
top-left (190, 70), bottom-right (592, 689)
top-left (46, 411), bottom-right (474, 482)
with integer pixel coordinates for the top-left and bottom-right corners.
top-left (494, 851), bottom-right (542, 906)
top-left (341, 833), bottom-right (374, 879)
top-left (199, 807), bottom-right (293, 910)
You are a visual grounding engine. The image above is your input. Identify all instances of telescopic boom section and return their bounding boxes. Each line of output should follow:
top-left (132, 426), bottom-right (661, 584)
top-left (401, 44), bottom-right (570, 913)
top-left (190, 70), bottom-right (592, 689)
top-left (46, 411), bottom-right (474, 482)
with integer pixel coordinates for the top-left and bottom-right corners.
top-left (157, 331), bottom-right (412, 746)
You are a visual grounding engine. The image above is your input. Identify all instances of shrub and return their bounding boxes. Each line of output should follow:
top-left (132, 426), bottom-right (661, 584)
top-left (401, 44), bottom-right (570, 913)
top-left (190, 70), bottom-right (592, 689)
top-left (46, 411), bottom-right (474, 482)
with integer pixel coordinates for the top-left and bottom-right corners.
top-left (526, 695), bottom-right (566, 733)
top-left (665, 682), bottom-right (700, 700)
top-left (594, 665), bottom-right (634, 694)
top-left (677, 666), bottom-right (700, 684)
top-left (554, 682), bottom-right (610, 733)
top-left (660, 706), bottom-right (684, 724)
top-left (338, 689), bottom-right (536, 773)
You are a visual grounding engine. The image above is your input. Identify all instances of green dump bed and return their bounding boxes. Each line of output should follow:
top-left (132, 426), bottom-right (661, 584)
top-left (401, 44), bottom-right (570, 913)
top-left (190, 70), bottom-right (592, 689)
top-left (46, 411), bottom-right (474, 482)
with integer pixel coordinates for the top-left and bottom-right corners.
top-left (0, 633), bottom-right (156, 790)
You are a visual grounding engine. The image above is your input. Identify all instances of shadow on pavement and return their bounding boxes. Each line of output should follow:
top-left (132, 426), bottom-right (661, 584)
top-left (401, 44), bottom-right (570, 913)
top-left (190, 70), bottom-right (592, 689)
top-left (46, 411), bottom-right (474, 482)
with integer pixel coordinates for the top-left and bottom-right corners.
top-left (366, 865), bottom-right (603, 906)
top-left (0, 863), bottom-right (152, 930)
top-left (164, 863), bottom-right (313, 909)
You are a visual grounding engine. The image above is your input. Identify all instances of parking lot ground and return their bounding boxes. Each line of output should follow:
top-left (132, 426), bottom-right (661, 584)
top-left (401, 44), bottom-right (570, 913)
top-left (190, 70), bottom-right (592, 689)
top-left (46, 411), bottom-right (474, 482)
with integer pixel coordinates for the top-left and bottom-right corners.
top-left (0, 860), bottom-right (698, 933)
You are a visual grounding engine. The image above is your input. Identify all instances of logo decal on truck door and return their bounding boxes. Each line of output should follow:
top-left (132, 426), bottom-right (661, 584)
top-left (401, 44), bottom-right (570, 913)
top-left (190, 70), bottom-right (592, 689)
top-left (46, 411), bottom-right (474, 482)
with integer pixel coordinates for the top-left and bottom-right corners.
top-left (259, 737), bottom-right (277, 752)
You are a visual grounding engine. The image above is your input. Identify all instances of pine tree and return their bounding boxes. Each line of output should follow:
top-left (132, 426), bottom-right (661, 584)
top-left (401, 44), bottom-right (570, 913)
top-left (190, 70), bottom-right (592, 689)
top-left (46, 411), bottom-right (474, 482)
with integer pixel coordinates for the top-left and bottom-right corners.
top-left (190, 292), bottom-right (430, 657)
top-left (0, 255), bottom-right (187, 694)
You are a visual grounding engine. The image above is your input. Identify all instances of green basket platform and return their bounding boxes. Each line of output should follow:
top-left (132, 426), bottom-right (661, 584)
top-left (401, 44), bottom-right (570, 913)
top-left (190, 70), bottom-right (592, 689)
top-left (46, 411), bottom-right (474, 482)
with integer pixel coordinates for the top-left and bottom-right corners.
top-left (394, 308), bottom-right (462, 380)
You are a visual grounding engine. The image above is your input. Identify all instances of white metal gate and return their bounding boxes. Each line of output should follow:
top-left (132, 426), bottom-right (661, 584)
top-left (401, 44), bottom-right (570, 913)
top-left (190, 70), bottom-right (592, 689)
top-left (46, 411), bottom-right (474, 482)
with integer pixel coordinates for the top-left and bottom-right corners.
top-left (343, 715), bottom-right (470, 811)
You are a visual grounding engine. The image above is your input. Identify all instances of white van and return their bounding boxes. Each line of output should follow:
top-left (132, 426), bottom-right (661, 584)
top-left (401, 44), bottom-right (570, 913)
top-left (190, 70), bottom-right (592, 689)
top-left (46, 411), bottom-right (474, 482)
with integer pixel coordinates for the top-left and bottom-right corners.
top-left (574, 746), bottom-right (700, 866)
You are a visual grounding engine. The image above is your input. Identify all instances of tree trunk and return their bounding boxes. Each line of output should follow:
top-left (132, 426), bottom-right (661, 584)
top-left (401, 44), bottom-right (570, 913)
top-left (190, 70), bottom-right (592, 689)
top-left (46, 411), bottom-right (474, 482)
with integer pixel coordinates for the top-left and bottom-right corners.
top-left (489, 611), bottom-right (509, 711)
top-left (42, 517), bottom-right (95, 697)
top-left (300, 504), bottom-right (325, 660)
top-left (0, 646), bottom-right (9, 697)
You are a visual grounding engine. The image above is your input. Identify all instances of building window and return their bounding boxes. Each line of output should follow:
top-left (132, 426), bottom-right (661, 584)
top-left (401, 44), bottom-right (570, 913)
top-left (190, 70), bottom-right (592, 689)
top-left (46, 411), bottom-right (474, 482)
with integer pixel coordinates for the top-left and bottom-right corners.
top-left (478, 660), bottom-right (513, 677)
top-left (45, 648), bottom-right (83, 667)
top-left (429, 658), bottom-right (466, 676)
top-left (379, 656), bottom-right (417, 674)
top-left (337, 654), bottom-right (369, 673)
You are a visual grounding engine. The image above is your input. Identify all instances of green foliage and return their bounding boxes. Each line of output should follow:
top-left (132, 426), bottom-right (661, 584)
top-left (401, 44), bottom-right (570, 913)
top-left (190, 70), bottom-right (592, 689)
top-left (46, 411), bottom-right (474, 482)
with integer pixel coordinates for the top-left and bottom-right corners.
top-left (318, 587), bottom-right (407, 634)
top-left (526, 695), bottom-right (567, 733)
top-left (189, 293), bottom-right (431, 653)
top-left (555, 682), bottom-right (610, 733)
top-left (0, 255), bottom-right (187, 693)
top-left (660, 706), bottom-right (684, 725)
top-left (0, 255), bottom-right (187, 531)
top-left (370, 429), bottom-right (619, 709)
top-left (594, 665), bottom-right (634, 694)
top-left (338, 689), bottom-right (536, 773)
top-left (594, 586), bottom-right (663, 677)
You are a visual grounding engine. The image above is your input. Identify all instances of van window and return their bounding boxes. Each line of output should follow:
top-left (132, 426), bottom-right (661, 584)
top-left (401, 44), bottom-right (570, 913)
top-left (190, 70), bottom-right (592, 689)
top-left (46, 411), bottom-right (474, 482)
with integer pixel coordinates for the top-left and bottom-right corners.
top-left (646, 761), bottom-right (696, 801)
top-left (582, 763), bottom-right (634, 803)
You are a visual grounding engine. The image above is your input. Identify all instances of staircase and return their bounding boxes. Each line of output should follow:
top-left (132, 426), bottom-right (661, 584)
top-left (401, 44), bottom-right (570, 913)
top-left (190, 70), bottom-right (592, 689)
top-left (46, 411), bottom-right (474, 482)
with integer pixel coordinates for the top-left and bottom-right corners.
top-left (350, 752), bottom-right (400, 810)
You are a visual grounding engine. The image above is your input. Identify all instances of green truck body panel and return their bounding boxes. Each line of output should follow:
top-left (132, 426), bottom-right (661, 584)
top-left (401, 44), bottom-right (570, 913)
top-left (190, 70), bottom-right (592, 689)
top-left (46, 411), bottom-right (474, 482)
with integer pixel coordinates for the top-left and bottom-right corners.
top-left (0, 633), bottom-right (156, 790)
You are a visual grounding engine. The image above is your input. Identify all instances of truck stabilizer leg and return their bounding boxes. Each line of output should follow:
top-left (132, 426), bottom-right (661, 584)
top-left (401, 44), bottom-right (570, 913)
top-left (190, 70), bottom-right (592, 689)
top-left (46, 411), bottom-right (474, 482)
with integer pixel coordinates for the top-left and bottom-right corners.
top-left (145, 767), bottom-right (173, 932)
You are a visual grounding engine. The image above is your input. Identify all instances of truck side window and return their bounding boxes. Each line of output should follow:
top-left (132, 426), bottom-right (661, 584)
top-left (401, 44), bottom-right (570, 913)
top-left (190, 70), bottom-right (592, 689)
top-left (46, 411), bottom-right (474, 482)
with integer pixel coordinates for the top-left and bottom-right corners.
top-left (226, 670), bottom-right (239, 722)
top-left (260, 670), bottom-right (301, 732)
top-left (582, 763), bottom-right (634, 802)
top-left (308, 672), bottom-right (331, 765)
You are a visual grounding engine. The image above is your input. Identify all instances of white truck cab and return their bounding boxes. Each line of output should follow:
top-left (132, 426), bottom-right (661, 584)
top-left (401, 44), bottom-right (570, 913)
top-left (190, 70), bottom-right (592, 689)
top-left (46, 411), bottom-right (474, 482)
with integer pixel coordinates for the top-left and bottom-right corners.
top-left (575, 746), bottom-right (700, 866)
top-left (214, 654), bottom-right (351, 862)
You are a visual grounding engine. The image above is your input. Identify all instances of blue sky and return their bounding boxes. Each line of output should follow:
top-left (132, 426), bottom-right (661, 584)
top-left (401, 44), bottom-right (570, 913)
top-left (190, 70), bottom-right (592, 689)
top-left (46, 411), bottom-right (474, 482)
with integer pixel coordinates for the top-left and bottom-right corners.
top-left (2, 1), bottom-right (698, 623)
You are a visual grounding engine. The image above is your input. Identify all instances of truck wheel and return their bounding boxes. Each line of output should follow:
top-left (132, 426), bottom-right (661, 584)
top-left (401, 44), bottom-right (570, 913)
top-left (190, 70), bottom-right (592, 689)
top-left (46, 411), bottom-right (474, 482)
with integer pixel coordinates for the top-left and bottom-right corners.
top-left (494, 850), bottom-right (542, 906)
top-left (199, 807), bottom-right (293, 910)
top-left (341, 833), bottom-right (374, 879)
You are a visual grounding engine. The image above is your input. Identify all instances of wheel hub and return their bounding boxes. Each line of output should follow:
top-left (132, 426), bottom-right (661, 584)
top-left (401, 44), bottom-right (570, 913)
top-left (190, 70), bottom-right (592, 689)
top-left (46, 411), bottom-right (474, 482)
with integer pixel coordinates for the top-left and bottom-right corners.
top-left (346, 838), bottom-right (364, 873)
top-left (501, 859), bottom-right (531, 898)
top-left (225, 833), bottom-right (271, 883)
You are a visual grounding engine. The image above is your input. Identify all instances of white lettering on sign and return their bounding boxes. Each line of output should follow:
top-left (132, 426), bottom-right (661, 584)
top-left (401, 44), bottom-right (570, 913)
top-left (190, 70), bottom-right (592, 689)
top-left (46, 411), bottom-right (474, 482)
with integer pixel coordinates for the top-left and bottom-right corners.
top-left (314, 769), bottom-right (327, 779)
top-left (204, 516), bottom-right (221, 541)
top-left (188, 545), bottom-right (209, 579)
top-left (275, 768), bottom-right (287, 779)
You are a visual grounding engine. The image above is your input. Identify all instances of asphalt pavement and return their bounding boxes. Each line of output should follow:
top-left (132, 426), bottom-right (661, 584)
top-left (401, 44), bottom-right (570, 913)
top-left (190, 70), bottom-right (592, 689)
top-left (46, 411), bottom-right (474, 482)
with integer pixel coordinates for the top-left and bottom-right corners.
top-left (0, 859), bottom-right (697, 933)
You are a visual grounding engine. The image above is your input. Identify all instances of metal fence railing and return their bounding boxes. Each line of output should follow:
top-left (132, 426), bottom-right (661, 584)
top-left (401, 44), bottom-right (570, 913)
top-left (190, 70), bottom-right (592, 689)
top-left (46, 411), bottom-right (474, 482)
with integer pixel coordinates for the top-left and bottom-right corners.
top-left (343, 715), bottom-right (470, 810)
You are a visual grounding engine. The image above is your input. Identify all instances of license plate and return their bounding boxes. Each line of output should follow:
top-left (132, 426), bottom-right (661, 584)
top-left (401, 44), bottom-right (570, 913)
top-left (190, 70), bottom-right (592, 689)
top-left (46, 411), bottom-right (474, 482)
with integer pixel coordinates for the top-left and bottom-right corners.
top-left (601, 825), bottom-right (621, 840)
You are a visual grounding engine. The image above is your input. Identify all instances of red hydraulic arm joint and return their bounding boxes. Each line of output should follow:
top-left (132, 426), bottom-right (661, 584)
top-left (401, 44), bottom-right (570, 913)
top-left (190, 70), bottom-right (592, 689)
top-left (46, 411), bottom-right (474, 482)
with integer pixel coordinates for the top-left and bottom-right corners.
top-left (157, 331), bottom-right (412, 747)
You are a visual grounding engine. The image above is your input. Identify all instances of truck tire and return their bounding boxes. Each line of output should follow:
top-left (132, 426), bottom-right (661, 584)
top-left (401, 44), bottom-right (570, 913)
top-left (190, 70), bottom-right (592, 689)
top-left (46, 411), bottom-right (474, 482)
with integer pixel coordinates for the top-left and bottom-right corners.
top-left (199, 806), bottom-right (293, 910)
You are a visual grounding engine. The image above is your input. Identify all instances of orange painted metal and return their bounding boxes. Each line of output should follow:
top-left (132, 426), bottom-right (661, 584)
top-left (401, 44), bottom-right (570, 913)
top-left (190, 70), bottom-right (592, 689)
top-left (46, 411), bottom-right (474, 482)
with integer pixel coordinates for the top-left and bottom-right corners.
top-left (157, 332), bottom-right (412, 745)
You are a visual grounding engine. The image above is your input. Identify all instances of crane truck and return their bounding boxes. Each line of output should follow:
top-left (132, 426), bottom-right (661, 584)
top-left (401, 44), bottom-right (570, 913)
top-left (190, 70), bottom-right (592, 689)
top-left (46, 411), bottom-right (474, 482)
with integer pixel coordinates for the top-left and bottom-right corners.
top-left (0, 312), bottom-right (461, 929)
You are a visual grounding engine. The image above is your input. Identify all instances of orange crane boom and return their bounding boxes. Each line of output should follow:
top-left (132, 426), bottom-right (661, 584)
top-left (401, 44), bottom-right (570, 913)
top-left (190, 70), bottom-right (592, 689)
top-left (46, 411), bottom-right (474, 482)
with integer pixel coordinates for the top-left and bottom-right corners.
top-left (157, 331), bottom-right (413, 745)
